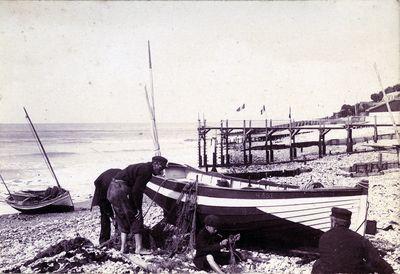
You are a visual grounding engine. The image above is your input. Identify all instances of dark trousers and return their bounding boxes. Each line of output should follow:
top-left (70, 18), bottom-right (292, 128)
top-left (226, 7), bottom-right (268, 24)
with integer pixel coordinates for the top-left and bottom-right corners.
top-left (99, 201), bottom-right (114, 244)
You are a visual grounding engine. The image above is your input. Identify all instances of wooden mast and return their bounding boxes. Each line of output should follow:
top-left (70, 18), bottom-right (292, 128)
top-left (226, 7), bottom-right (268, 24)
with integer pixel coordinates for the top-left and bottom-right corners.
top-left (373, 63), bottom-right (400, 145)
top-left (144, 40), bottom-right (161, 156)
top-left (23, 107), bottom-right (61, 188)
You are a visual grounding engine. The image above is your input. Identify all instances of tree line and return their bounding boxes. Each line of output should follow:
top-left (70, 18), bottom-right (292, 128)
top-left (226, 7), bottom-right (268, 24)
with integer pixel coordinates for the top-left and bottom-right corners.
top-left (335, 83), bottom-right (400, 118)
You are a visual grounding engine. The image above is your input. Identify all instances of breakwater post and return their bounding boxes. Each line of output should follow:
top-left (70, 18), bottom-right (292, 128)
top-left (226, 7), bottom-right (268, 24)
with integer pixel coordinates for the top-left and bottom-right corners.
top-left (346, 124), bottom-right (354, 153)
top-left (373, 116), bottom-right (378, 143)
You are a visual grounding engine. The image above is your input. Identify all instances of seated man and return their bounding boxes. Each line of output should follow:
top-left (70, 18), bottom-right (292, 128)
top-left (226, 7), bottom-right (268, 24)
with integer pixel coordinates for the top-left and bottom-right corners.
top-left (312, 207), bottom-right (394, 274)
top-left (194, 215), bottom-right (240, 274)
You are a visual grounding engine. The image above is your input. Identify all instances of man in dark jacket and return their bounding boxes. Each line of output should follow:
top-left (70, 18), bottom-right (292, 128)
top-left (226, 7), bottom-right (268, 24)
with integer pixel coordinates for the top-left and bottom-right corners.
top-left (91, 168), bottom-right (121, 244)
top-left (312, 207), bottom-right (394, 274)
top-left (107, 156), bottom-right (168, 254)
top-left (194, 215), bottom-right (240, 274)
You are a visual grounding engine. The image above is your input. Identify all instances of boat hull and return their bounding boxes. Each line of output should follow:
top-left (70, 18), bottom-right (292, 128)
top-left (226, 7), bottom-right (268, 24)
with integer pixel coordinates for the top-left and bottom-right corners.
top-left (6, 191), bottom-right (74, 214)
top-left (145, 163), bottom-right (368, 246)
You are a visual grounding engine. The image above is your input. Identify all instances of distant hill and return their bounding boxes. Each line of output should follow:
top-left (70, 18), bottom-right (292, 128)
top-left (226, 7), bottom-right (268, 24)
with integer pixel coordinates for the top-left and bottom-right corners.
top-left (332, 83), bottom-right (400, 118)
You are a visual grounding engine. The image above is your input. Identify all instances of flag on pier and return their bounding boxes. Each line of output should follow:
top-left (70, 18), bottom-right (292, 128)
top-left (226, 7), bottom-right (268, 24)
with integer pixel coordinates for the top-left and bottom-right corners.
top-left (236, 103), bottom-right (246, 112)
top-left (260, 105), bottom-right (266, 115)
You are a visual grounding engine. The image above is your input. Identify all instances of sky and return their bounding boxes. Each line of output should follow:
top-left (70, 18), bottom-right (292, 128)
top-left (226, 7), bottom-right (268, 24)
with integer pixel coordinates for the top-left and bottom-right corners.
top-left (0, 1), bottom-right (398, 124)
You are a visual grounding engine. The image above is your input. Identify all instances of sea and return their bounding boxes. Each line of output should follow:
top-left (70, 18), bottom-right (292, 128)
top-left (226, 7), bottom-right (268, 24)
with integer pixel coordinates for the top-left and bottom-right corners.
top-left (0, 122), bottom-right (199, 215)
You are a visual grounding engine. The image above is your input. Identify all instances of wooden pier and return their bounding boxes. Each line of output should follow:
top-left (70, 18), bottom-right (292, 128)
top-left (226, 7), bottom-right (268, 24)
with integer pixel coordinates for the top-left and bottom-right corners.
top-left (197, 118), bottom-right (399, 171)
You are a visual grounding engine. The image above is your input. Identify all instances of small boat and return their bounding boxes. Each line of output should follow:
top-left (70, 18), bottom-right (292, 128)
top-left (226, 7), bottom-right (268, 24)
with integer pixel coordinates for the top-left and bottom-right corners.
top-left (5, 187), bottom-right (74, 214)
top-left (3, 108), bottom-right (74, 214)
top-left (145, 163), bottom-right (369, 246)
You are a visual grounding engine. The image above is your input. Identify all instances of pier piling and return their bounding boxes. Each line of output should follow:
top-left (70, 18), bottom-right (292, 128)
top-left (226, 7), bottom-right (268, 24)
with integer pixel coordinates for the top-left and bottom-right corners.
top-left (197, 118), bottom-right (398, 170)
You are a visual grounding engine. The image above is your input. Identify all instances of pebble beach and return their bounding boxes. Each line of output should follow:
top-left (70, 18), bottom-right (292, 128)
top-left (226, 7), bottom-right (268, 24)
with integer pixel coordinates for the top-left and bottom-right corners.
top-left (0, 146), bottom-right (399, 273)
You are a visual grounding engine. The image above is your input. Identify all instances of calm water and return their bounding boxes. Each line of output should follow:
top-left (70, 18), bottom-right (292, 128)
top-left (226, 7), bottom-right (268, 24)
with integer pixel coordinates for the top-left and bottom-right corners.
top-left (0, 122), bottom-right (198, 214)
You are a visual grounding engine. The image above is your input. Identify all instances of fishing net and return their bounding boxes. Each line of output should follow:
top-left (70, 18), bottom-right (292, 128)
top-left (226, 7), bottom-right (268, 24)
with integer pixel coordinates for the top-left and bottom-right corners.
top-left (2, 237), bottom-right (129, 273)
top-left (166, 181), bottom-right (198, 257)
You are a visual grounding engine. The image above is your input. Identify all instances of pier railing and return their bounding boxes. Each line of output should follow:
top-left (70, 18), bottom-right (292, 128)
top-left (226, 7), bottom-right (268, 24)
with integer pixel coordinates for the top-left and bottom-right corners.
top-left (197, 116), bottom-right (399, 171)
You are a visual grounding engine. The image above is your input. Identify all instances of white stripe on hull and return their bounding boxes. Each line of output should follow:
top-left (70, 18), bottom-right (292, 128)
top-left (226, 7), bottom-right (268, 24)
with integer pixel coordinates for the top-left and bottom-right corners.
top-left (147, 181), bottom-right (368, 234)
top-left (261, 200), bottom-right (359, 214)
top-left (147, 181), bottom-right (365, 208)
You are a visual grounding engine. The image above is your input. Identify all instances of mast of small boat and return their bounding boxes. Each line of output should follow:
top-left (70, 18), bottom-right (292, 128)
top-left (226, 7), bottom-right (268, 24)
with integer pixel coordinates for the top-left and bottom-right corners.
top-left (373, 63), bottom-right (400, 145)
top-left (23, 107), bottom-right (62, 188)
top-left (144, 40), bottom-right (161, 156)
top-left (0, 173), bottom-right (12, 196)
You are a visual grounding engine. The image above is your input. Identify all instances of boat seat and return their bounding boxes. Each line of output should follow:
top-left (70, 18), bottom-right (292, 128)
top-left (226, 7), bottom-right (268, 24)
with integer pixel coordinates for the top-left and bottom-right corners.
top-left (13, 191), bottom-right (39, 198)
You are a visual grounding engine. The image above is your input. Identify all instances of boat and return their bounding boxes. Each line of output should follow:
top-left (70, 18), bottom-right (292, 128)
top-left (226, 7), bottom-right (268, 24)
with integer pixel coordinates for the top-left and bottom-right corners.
top-left (5, 187), bottom-right (74, 214)
top-left (3, 108), bottom-right (74, 214)
top-left (144, 163), bottom-right (369, 247)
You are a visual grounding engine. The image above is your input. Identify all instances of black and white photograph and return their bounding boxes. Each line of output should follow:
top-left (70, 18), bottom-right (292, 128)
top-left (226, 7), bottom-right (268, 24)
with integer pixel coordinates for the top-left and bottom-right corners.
top-left (0, 1), bottom-right (399, 273)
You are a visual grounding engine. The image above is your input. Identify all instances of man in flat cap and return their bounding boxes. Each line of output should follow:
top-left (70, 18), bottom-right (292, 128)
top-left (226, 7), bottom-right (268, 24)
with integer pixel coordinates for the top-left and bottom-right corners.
top-left (107, 156), bottom-right (168, 254)
top-left (312, 207), bottom-right (394, 274)
top-left (193, 215), bottom-right (241, 274)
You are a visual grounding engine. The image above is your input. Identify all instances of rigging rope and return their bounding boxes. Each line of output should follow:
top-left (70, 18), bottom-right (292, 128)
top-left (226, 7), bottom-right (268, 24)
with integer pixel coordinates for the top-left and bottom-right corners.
top-left (142, 179), bottom-right (168, 219)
